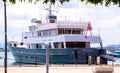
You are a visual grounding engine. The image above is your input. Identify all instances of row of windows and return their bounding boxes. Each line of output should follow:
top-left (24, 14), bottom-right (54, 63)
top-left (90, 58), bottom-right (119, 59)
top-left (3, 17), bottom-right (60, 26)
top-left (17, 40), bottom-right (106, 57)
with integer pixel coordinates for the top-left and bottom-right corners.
top-left (37, 28), bottom-right (84, 37)
top-left (38, 29), bottom-right (56, 36)
top-left (58, 28), bottom-right (83, 35)
top-left (14, 55), bottom-right (37, 59)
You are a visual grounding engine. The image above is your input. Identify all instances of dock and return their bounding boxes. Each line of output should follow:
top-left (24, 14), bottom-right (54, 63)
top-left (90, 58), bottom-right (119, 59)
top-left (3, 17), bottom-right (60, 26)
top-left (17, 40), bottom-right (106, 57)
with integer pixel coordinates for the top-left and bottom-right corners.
top-left (0, 65), bottom-right (120, 73)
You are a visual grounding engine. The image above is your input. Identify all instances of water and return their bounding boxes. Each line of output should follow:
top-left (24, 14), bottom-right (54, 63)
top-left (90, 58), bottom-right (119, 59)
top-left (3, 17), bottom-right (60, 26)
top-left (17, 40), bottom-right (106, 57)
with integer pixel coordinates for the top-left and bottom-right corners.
top-left (0, 43), bottom-right (4, 49)
top-left (108, 58), bottom-right (120, 65)
top-left (0, 52), bottom-right (15, 66)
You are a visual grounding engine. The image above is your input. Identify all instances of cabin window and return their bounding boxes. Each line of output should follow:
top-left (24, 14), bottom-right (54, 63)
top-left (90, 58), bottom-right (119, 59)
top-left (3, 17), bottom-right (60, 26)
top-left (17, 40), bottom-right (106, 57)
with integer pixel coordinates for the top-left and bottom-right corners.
top-left (64, 28), bottom-right (71, 34)
top-left (24, 37), bottom-right (27, 39)
top-left (43, 31), bottom-right (46, 36)
top-left (38, 31), bottom-right (41, 36)
top-left (47, 30), bottom-right (50, 36)
top-left (58, 28), bottom-right (83, 35)
top-left (41, 29), bottom-right (57, 36)
top-left (49, 43), bottom-right (52, 48)
top-left (76, 30), bottom-right (79, 34)
top-left (72, 29), bottom-right (76, 34)
top-left (66, 42), bottom-right (86, 48)
top-left (36, 44), bottom-right (42, 49)
top-left (36, 44), bottom-right (39, 48)
top-left (49, 20), bottom-right (55, 23)
top-left (58, 29), bottom-right (63, 34)
top-left (29, 26), bottom-right (36, 31)
top-left (41, 28), bottom-right (83, 36)
top-left (53, 42), bottom-right (64, 48)
top-left (78, 29), bottom-right (81, 34)
top-left (68, 29), bottom-right (71, 34)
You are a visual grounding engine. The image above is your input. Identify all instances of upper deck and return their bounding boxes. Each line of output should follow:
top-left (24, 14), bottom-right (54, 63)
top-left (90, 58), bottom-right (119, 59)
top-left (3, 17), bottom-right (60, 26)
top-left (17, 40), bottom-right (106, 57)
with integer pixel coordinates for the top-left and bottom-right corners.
top-left (24, 20), bottom-right (95, 39)
top-left (23, 19), bottom-right (101, 49)
top-left (29, 21), bottom-right (90, 32)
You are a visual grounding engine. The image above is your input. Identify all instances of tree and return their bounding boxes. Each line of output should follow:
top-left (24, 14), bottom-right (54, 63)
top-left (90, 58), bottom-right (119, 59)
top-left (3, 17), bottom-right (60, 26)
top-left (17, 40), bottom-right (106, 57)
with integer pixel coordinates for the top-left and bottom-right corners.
top-left (2, 0), bottom-right (120, 7)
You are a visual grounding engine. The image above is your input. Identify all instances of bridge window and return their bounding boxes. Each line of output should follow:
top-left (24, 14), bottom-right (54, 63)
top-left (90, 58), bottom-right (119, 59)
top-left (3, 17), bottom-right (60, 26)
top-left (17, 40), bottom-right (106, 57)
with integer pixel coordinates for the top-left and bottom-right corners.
top-left (58, 28), bottom-right (82, 35)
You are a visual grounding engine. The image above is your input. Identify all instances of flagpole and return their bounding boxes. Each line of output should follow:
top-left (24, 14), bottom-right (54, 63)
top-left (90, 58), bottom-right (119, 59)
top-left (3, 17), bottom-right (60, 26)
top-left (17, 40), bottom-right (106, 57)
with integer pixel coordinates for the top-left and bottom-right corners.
top-left (4, 1), bottom-right (8, 73)
top-left (98, 28), bottom-right (100, 37)
top-left (87, 22), bottom-right (92, 36)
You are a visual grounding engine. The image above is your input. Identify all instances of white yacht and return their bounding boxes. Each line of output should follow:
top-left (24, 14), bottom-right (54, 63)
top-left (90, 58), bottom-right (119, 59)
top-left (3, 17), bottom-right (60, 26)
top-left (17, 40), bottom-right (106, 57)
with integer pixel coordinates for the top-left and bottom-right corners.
top-left (8, 5), bottom-right (107, 64)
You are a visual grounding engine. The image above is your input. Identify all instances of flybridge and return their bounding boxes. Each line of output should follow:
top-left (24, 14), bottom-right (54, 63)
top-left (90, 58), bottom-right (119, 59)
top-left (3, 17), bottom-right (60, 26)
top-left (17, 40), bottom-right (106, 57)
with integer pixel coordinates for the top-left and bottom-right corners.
top-left (32, 20), bottom-right (91, 26)
top-left (29, 20), bottom-right (92, 31)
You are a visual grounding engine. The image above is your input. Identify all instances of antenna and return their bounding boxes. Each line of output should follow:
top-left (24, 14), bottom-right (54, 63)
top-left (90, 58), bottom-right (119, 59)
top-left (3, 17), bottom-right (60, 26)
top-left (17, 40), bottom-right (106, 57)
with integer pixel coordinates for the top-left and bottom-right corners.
top-left (98, 28), bottom-right (101, 37)
top-left (45, 3), bottom-right (57, 23)
top-left (49, 4), bottom-right (52, 15)
top-left (45, 4), bottom-right (58, 15)
top-left (65, 16), bottom-right (66, 21)
top-left (22, 27), bottom-right (23, 43)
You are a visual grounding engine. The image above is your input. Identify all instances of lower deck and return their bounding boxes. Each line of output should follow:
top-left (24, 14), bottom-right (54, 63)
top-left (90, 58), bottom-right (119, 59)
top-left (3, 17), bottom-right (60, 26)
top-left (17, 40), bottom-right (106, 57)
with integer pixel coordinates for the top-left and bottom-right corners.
top-left (27, 42), bottom-right (91, 49)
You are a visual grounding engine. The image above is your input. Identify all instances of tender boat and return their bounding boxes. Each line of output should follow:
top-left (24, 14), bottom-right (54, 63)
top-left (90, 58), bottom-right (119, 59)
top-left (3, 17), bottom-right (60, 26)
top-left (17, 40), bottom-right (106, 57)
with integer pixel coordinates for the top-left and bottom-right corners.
top-left (108, 51), bottom-right (120, 58)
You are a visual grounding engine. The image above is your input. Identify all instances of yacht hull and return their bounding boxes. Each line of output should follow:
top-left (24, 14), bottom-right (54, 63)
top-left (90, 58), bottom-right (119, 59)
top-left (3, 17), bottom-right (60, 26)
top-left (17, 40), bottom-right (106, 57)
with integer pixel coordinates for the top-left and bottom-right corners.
top-left (9, 46), bottom-right (107, 64)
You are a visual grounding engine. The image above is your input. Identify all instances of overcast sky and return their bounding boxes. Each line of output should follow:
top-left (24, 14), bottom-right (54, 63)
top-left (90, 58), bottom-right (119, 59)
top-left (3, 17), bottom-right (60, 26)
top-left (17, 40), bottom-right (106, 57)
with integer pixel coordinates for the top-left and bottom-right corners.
top-left (0, 0), bottom-right (120, 46)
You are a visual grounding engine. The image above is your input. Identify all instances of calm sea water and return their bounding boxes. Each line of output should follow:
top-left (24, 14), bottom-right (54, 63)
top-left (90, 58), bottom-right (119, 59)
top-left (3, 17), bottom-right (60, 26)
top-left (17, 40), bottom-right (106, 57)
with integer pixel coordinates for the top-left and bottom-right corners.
top-left (0, 51), bottom-right (120, 66)
top-left (0, 52), bottom-right (15, 66)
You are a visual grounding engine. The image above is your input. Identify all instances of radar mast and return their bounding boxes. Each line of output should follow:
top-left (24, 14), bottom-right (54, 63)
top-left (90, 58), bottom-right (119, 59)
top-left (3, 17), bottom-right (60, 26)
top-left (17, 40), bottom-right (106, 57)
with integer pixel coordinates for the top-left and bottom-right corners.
top-left (46, 4), bottom-right (57, 23)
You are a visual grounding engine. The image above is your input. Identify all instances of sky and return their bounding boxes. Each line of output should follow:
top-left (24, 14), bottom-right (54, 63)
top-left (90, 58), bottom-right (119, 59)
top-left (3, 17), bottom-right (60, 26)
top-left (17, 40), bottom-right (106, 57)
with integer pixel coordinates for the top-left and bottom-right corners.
top-left (0, 0), bottom-right (120, 47)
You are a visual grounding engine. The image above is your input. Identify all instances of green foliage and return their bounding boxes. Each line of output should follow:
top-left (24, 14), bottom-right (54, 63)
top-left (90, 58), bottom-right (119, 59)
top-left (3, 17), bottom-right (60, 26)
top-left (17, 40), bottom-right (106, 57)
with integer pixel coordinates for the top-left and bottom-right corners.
top-left (83, 0), bottom-right (120, 7)
top-left (2, 0), bottom-right (120, 7)
top-left (43, 0), bottom-right (70, 4)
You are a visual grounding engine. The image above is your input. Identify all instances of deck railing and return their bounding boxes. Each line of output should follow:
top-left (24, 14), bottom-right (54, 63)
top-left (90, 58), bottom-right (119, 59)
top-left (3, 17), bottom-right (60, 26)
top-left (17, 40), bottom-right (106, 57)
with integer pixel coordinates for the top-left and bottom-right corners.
top-left (0, 55), bottom-right (115, 67)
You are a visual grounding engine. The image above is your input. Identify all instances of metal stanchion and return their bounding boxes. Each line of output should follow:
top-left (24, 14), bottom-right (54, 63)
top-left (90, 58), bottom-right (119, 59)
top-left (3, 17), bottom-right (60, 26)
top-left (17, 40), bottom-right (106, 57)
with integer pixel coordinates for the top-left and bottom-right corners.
top-left (46, 43), bottom-right (49, 73)
top-left (35, 56), bottom-right (37, 67)
top-left (20, 58), bottom-right (22, 67)
top-left (88, 56), bottom-right (91, 66)
top-left (4, 1), bottom-right (7, 73)
top-left (112, 61), bottom-right (114, 67)
top-left (97, 56), bottom-right (100, 65)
